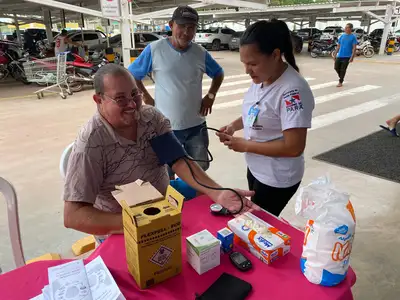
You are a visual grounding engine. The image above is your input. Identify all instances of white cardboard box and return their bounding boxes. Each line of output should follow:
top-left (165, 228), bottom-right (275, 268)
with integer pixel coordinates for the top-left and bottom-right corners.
top-left (186, 229), bottom-right (221, 275)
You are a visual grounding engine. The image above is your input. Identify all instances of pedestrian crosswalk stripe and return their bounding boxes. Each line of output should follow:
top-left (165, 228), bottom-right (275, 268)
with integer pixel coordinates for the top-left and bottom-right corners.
top-left (310, 81), bottom-right (340, 90)
top-left (214, 82), bottom-right (376, 109)
top-left (203, 77), bottom-right (316, 95)
top-left (310, 92), bottom-right (400, 131)
top-left (215, 88), bottom-right (249, 97)
top-left (145, 76), bottom-right (316, 90)
top-left (214, 99), bottom-right (243, 110)
top-left (315, 85), bottom-right (381, 104)
top-left (203, 79), bottom-right (252, 90)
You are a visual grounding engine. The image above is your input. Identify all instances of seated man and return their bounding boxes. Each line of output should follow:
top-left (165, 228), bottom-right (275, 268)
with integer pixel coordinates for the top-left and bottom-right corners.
top-left (63, 64), bottom-right (258, 239)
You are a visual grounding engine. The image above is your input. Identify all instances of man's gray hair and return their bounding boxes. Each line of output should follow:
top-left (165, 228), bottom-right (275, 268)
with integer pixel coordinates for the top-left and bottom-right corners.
top-left (94, 63), bottom-right (131, 94)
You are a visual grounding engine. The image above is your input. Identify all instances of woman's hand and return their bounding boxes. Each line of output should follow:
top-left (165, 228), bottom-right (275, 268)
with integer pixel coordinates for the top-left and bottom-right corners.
top-left (218, 133), bottom-right (249, 153)
top-left (216, 124), bottom-right (235, 142)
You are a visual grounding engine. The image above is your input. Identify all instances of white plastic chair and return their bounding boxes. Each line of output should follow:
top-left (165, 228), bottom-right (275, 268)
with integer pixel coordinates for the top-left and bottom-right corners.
top-left (0, 177), bottom-right (26, 271)
top-left (59, 142), bottom-right (74, 179)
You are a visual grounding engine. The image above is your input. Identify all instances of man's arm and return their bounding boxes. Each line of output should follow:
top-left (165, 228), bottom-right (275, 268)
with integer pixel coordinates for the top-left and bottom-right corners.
top-left (64, 202), bottom-right (123, 235)
top-left (63, 150), bottom-right (123, 235)
top-left (150, 112), bottom-right (257, 213)
top-left (172, 158), bottom-right (257, 213)
top-left (208, 73), bottom-right (224, 96)
top-left (135, 79), bottom-right (155, 106)
top-left (200, 51), bottom-right (225, 116)
top-left (334, 41), bottom-right (341, 59)
top-left (172, 158), bottom-right (221, 198)
top-left (350, 36), bottom-right (357, 62)
top-left (128, 45), bottom-right (155, 105)
top-left (205, 51), bottom-right (224, 95)
top-left (65, 37), bottom-right (81, 47)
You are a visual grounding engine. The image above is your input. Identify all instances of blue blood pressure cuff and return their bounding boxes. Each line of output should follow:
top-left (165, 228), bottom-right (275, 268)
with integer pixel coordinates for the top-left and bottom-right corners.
top-left (150, 131), bottom-right (188, 167)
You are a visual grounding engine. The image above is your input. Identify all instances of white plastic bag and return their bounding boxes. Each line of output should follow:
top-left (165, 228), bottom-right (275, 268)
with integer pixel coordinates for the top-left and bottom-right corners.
top-left (295, 175), bottom-right (356, 286)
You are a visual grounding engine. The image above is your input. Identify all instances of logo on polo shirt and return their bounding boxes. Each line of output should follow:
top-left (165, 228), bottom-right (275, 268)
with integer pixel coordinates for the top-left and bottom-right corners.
top-left (283, 89), bottom-right (303, 113)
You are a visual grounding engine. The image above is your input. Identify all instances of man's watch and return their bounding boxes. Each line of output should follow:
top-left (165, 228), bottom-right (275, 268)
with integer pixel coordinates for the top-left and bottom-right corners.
top-left (207, 93), bottom-right (215, 100)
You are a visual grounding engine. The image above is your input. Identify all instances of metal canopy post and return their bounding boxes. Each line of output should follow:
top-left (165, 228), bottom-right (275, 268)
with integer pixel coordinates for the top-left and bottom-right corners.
top-left (120, 0), bottom-right (132, 68)
top-left (367, 19), bottom-right (371, 33)
top-left (380, 4), bottom-right (393, 55)
top-left (42, 8), bottom-right (54, 44)
top-left (13, 14), bottom-right (22, 45)
top-left (60, 9), bottom-right (66, 29)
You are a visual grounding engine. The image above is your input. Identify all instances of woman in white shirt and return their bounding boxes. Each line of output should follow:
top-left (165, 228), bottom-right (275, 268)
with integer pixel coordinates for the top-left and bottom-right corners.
top-left (217, 20), bottom-right (315, 216)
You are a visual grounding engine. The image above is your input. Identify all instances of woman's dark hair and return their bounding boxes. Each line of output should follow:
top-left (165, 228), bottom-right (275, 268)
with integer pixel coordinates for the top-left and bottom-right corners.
top-left (240, 19), bottom-right (299, 72)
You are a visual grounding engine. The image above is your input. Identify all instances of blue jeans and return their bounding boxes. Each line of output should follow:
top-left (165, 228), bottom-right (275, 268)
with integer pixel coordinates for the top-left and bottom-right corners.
top-left (168, 121), bottom-right (210, 178)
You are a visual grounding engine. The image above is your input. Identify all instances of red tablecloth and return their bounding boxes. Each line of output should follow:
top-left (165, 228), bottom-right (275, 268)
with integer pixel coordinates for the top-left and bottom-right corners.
top-left (0, 196), bottom-right (356, 300)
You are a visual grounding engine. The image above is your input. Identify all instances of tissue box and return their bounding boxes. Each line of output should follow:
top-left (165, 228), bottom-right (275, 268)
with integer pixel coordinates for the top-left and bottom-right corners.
top-left (186, 230), bottom-right (221, 275)
top-left (228, 212), bottom-right (291, 265)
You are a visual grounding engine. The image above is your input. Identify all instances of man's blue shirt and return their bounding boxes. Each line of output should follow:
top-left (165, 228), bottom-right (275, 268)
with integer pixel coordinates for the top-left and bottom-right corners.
top-left (337, 33), bottom-right (358, 58)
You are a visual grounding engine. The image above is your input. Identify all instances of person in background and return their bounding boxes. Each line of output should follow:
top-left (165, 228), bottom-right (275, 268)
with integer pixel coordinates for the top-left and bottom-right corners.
top-left (217, 20), bottom-right (315, 217)
top-left (333, 23), bottom-right (357, 87)
top-left (54, 29), bottom-right (81, 56)
top-left (380, 114), bottom-right (400, 137)
top-left (23, 30), bottom-right (38, 55)
top-left (63, 64), bottom-right (258, 241)
top-left (128, 5), bottom-right (224, 179)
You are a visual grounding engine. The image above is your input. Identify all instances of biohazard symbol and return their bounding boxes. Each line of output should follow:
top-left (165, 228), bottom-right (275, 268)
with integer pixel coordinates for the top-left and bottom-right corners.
top-left (150, 245), bottom-right (173, 267)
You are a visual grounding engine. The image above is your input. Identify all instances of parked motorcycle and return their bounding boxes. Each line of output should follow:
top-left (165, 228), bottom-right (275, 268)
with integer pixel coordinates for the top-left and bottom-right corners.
top-left (355, 36), bottom-right (375, 58)
top-left (0, 43), bottom-right (30, 84)
top-left (310, 39), bottom-right (337, 58)
top-left (66, 52), bottom-right (109, 92)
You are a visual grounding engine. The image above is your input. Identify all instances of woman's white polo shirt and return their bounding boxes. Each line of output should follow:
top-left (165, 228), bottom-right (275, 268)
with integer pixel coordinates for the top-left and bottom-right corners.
top-left (242, 65), bottom-right (315, 188)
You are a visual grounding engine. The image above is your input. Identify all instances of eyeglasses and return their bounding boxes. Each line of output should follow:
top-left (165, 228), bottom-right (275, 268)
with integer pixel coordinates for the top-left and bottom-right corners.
top-left (102, 90), bottom-right (143, 107)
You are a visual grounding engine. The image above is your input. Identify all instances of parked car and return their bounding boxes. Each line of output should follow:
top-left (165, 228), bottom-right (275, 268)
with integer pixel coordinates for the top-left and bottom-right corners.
top-left (52, 30), bottom-right (107, 49)
top-left (369, 28), bottom-right (384, 39)
top-left (295, 28), bottom-right (322, 41)
top-left (0, 39), bottom-right (23, 59)
top-left (228, 31), bottom-right (243, 51)
top-left (89, 32), bottom-right (162, 54)
top-left (322, 26), bottom-right (344, 37)
top-left (154, 31), bottom-right (172, 38)
top-left (24, 29), bottom-right (59, 41)
top-left (291, 31), bottom-right (303, 53)
top-left (195, 27), bottom-right (236, 51)
top-left (352, 28), bottom-right (367, 39)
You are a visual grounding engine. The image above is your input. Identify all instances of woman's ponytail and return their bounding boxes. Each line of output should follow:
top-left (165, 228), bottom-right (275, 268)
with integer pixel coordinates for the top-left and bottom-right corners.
top-left (270, 19), bottom-right (300, 73)
top-left (283, 49), bottom-right (299, 73)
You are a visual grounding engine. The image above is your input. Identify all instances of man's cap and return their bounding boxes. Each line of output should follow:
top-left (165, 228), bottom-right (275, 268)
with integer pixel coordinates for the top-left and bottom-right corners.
top-left (172, 5), bottom-right (199, 25)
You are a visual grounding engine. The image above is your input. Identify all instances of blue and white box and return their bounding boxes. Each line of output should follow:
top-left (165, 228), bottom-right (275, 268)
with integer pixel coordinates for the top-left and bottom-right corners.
top-left (217, 227), bottom-right (234, 253)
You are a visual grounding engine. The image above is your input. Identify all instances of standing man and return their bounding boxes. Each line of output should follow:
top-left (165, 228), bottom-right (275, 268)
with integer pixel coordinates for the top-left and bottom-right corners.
top-left (128, 5), bottom-right (224, 178)
top-left (333, 23), bottom-right (357, 87)
top-left (54, 29), bottom-right (81, 56)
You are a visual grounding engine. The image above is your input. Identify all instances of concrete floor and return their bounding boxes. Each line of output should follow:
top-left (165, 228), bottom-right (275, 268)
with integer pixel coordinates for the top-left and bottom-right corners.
top-left (1, 50), bottom-right (400, 299)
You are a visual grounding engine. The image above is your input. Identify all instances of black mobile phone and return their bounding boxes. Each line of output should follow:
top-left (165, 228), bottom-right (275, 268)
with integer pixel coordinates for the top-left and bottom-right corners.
top-left (229, 251), bottom-right (252, 272)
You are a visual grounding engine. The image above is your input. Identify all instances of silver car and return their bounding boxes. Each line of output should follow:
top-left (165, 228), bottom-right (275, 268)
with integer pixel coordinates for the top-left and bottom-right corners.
top-left (229, 31), bottom-right (243, 51)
